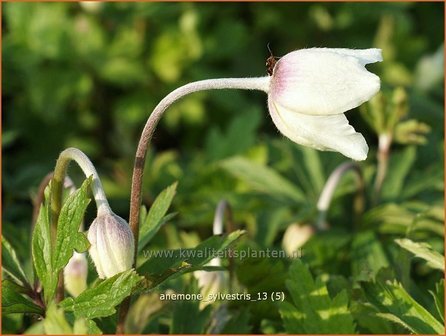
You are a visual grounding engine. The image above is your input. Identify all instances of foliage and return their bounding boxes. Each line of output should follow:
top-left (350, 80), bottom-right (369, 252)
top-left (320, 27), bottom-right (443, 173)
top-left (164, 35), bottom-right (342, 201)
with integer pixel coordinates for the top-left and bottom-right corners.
top-left (2, 2), bottom-right (444, 335)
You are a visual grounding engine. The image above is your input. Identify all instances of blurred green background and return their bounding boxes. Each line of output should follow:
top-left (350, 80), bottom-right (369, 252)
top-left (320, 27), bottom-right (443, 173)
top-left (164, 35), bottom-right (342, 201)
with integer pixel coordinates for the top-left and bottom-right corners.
top-left (2, 2), bottom-right (444, 333)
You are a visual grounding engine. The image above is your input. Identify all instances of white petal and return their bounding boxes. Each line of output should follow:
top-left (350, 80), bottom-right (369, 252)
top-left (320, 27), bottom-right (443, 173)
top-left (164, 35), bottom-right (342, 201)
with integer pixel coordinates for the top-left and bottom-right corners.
top-left (270, 48), bottom-right (381, 116)
top-left (87, 221), bottom-right (105, 279)
top-left (322, 48), bottom-right (383, 65)
top-left (268, 99), bottom-right (369, 161)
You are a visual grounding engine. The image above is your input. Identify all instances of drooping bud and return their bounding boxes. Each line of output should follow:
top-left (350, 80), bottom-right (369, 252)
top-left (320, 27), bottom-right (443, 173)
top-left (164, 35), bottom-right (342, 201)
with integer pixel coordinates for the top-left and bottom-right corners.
top-left (282, 223), bottom-right (314, 257)
top-left (87, 212), bottom-right (135, 279)
top-left (64, 252), bottom-right (88, 297)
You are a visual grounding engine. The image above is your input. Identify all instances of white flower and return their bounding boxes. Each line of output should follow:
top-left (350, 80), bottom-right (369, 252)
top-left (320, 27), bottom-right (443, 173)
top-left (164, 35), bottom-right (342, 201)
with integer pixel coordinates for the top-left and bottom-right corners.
top-left (87, 212), bottom-right (134, 279)
top-left (64, 252), bottom-right (88, 297)
top-left (268, 48), bottom-right (382, 161)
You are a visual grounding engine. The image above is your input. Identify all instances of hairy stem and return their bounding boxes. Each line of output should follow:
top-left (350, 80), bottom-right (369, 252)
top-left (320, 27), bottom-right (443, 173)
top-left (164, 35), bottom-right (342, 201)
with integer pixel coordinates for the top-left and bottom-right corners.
top-left (117, 77), bottom-right (269, 333)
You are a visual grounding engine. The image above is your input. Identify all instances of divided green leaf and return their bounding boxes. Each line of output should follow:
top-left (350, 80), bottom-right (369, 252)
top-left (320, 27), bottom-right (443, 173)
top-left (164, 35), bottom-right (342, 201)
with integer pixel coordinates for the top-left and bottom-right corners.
top-left (2, 280), bottom-right (43, 315)
top-left (2, 237), bottom-right (31, 288)
top-left (53, 176), bottom-right (92, 271)
top-left (60, 269), bottom-right (143, 319)
top-left (395, 238), bottom-right (444, 270)
top-left (31, 177), bottom-right (92, 304)
top-left (279, 260), bottom-right (356, 334)
top-left (361, 279), bottom-right (444, 334)
top-left (31, 195), bottom-right (55, 304)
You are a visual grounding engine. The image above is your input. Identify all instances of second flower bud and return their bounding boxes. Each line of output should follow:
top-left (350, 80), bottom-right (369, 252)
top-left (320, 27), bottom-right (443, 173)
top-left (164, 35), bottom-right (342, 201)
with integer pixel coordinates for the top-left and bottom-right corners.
top-left (87, 211), bottom-right (135, 279)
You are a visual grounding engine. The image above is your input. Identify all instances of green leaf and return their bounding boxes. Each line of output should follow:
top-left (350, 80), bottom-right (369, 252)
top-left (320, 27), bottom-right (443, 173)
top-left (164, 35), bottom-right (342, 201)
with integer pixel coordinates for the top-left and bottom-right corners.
top-left (301, 147), bottom-right (325, 193)
top-left (395, 238), bottom-right (444, 270)
top-left (351, 231), bottom-right (389, 281)
top-left (279, 260), bottom-right (356, 334)
top-left (429, 279), bottom-right (445, 323)
top-left (43, 304), bottom-right (73, 334)
top-left (138, 230), bottom-right (245, 289)
top-left (170, 284), bottom-right (212, 334)
top-left (2, 280), bottom-right (43, 315)
top-left (381, 146), bottom-right (416, 200)
top-left (32, 195), bottom-right (56, 304)
top-left (362, 279), bottom-right (444, 334)
top-left (221, 156), bottom-right (305, 202)
top-left (60, 269), bottom-right (143, 319)
top-left (53, 176), bottom-right (92, 271)
top-left (31, 177), bottom-right (92, 304)
top-left (138, 182), bottom-right (177, 252)
top-left (2, 236), bottom-right (31, 287)
top-left (73, 318), bottom-right (103, 335)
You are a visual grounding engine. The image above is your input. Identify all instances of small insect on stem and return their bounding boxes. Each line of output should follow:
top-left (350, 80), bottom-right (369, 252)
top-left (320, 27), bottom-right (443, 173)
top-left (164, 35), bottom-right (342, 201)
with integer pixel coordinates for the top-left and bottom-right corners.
top-left (266, 43), bottom-right (280, 76)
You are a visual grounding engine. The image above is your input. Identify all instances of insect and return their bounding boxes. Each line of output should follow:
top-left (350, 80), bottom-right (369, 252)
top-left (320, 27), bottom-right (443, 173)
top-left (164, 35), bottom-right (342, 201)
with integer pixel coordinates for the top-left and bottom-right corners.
top-left (266, 43), bottom-right (281, 76)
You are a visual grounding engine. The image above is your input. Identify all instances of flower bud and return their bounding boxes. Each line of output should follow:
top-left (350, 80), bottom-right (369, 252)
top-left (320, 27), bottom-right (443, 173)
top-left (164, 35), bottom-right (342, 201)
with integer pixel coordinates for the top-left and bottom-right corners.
top-left (64, 252), bottom-right (88, 297)
top-left (268, 48), bottom-right (382, 161)
top-left (87, 212), bottom-right (135, 279)
top-left (282, 223), bottom-right (314, 257)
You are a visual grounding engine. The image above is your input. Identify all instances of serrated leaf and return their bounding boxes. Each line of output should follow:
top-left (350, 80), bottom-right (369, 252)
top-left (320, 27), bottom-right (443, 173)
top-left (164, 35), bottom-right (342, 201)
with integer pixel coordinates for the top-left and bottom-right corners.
top-left (362, 280), bottom-right (444, 334)
top-left (2, 280), bottom-right (43, 315)
top-left (43, 304), bottom-right (72, 334)
top-left (221, 156), bottom-right (305, 202)
top-left (32, 177), bottom-right (92, 304)
top-left (395, 238), bottom-right (444, 270)
top-left (2, 236), bottom-right (31, 287)
top-left (138, 230), bottom-right (245, 289)
top-left (60, 269), bottom-right (143, 319)
top-left (279, 260), bottom-right (356, 334)
top-left (32, 196), bottom-right (56, 303)
top-left (138, 182), bottom-right (177, 252)
top-left (53, 176), bottom-right (92, 271)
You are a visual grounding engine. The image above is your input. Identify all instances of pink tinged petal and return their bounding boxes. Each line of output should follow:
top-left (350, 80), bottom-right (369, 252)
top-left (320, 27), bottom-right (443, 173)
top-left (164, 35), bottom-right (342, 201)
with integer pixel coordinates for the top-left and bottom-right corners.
top-left (270, 48), bottom-right (381, 116)
top-left (268, 100), bottom-right (369, 161)
top-left (104, 214), bottom-right (134, 275)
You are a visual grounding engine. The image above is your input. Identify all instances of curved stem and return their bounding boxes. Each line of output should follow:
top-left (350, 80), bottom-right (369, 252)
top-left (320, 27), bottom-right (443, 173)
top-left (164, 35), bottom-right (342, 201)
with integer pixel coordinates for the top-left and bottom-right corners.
top-left (316, 162), bottom-right (364, 231)
top-left (129, 77), bottom-right (269, 264)
top-left (117, 77), bottom-right (269, 334)
top-left (51, 147), bottom-right (110, 302)
top-left (52, 147), bottom-right (111, 222)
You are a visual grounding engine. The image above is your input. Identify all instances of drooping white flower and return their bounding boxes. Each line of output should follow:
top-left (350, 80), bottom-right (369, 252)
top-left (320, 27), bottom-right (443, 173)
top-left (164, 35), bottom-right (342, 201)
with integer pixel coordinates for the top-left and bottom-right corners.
top-left (87, 212), bottom-right (135, 279)
top-left (268, 48), bottom-right (382, 161)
